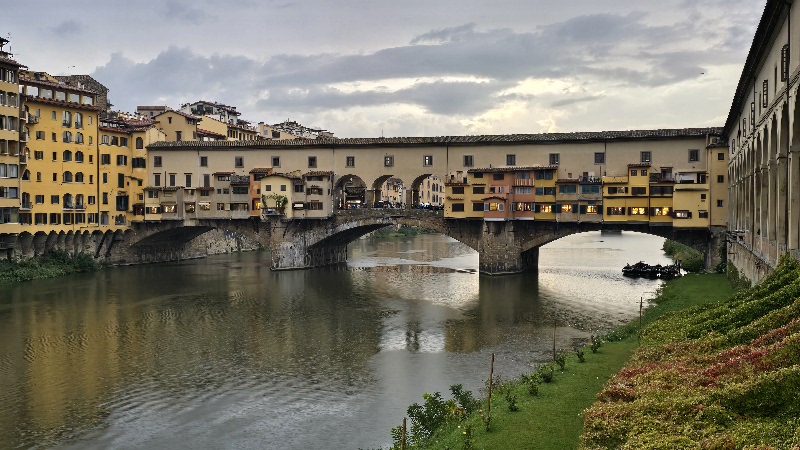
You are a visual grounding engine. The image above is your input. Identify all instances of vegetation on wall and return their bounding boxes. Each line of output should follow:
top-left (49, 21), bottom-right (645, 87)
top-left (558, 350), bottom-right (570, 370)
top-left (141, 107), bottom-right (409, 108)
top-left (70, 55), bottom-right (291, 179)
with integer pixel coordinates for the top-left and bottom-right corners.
top-left (0, 250), bottom-right (100, 284)
top-left (662, 239), bottom-right (705, 272)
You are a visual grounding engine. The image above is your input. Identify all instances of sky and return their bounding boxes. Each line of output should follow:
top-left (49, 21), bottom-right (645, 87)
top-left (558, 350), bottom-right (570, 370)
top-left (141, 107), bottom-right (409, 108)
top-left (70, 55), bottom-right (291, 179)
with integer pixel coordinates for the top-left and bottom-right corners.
top-left (3, 0), bottom-right (765, 138)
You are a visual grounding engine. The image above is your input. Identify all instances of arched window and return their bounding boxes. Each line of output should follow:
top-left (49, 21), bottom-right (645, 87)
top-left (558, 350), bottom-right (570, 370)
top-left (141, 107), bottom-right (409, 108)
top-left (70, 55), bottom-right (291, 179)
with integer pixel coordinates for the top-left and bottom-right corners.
top-left (63, 171), bottom-right (73, 183)
top-left (136, 137), bottom-right (144, 149)
top-left (75, 172), bottom-right (84, 183)
top-left (75, 112), bottom-right (83, 129)
top-left (76, 132), bottom-right (84, 144)
top-left (63, 131), bottom-right (72, 143)
top-left (75, 151), bottom-right (84, 163)
top-left (76, 194), bottom-right (84, 208)
top-left (63, 150), bottom-right (72, 162)
top-left (21, 169), bottom-right (30, 181)
top-left (63, 111), bottom-right (72, 126)
top-left (63, 193), bottom-right (73, 208)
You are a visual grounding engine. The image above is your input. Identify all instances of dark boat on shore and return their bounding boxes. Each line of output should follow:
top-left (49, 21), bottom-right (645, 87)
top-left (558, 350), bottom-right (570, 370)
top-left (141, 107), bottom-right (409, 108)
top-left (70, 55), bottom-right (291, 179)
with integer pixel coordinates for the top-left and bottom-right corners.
top-left (623, 261), bottom-right (682, 279)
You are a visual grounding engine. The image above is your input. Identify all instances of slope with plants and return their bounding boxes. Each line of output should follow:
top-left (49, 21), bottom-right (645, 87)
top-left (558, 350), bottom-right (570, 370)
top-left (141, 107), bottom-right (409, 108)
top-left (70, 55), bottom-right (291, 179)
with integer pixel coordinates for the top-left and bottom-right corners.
top-left (582, 256), bottom-right (800, 449)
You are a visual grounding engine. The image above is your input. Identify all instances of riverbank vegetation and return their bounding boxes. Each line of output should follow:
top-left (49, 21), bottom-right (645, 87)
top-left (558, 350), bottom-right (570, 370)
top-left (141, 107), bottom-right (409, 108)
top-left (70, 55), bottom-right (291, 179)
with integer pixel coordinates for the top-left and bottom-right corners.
top-left (0, 250), bottom-right (99, 284)
top-left (381, 274), bottom-right (734, 449)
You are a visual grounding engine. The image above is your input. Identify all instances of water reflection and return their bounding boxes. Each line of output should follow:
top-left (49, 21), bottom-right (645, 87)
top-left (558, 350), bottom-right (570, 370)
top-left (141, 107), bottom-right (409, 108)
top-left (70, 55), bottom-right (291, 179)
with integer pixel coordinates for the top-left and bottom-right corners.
top-left (0, 231), bottom-right (669, 449)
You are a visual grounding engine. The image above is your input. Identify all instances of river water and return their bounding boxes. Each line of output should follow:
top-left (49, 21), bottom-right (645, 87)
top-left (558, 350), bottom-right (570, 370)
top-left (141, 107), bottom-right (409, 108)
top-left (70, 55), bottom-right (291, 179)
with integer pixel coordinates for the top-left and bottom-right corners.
top-left (0, 231), bottom-right (671, 449)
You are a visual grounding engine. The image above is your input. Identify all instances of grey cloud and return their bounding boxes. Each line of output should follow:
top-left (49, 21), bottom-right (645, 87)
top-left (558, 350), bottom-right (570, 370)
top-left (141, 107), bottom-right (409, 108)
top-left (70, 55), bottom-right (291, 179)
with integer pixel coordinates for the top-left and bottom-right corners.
top-left (164, 1), bottom-right (211, 23)
top-left (410, 23), bottom-right (479, 45)
top-left (551, 95), bottom-right (604, 108)
top-left (50, 20), bottom-right (82, 37)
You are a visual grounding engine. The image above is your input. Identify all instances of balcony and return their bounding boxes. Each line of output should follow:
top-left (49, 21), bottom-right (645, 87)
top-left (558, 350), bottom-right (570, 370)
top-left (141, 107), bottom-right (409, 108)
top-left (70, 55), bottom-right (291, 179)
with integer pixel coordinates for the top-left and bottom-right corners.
top-left (19, 153), bottom-right (27, 164)
top-left (19, 133), bottom-right (28, 143)
top-left (579, 176), bottom-right (602, 184)
top-left (75, 203), bottom-right (86, 210)
top-left (63, 121), bottom-right (71, 128)
top-left (21, 201), bottom-right (32, 210)
top-left (513, 179), bottom-right (535, 186)
top-left (25, 112), bottom-right (39, 124)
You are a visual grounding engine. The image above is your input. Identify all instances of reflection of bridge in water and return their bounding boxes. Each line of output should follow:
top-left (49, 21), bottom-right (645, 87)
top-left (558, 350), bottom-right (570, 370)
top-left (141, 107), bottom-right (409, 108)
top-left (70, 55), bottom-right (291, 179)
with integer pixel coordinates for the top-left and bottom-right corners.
top-left (129, 208), bottom-right (723, 275)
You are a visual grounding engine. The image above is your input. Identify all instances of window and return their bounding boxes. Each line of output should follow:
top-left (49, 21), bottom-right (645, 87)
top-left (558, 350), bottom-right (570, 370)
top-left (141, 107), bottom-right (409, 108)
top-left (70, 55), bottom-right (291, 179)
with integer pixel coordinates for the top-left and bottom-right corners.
top-left (472, 172), bottom-right (483, 178)
top-left (451, 203), bottom-right (465, 212)
top-left (717, 152), bottom-right (725, 161)
top-left (463, 155), bottom-right (474, 167)
top-left (512, 202), bottom-right (533, 212)
top-left (535, 187), bottom-right (556, 196)
top-left (689, 149), bottom-right (699, 162)
top-left (75, 172), bottom-right (84, 183)
top-left (280, 185), bottom-right (286, 192)
top-left (118, 173), bottom-right (125, 188)
top-left (472, 203), bottom-right (484, 212)
top-left (154, 156), bottom-right (162, 167)
top-left (559, 204), bottom-right (574, 213)
top-left (101, 154), bottom-right (110, 165)
top-left (63, 171), bottom-right (73, 183)
top-left (717, 175), bottom-right (724, 183)
top-left (120, 137), bottom-right (128, 147)
top-left (607, 207), bottom-right (625, 215)
top-left (235, 156), bottom-right (244, 168)
top-left (473, 187), bottom-right (485, 195)
top-left (154, 174), bottom-right (161, 187)
top-left (384, 156), bottom-right (394, 167)
top-left (717, 200), bottom-right (724, 207)
top-left (103, 173), bottom-right (108, 184)
top-left (52, 132), bottom-right (57, 142)
top-left (549, 153), bottom-right (559, 165)
top-left (630, 170), bottom-right (637, 177)
top-left (632, 187), bottom-right (647, 196)
top-left (176, 131), bottom-right (182, 141)
top-left (117, 155), bottom-right (128, 166)
top-left (185, 174), bottom-right (192, 187)
top-left (558, 185), bottom-right (576, 194)
top-left (535, 204), bottom-right (552, 213)
top-left (594, 152), bottom-right (605, 164)
top-left (608, 186), bottom-right (628, 194)
top-left (640, 151), bottom-right (651, 163)
top-left (699, 211), bottom-right (709, 219)
top-left (34, 151), bottom-right (43, 160)
top-left (308, 156), bottom-right (317, 168)
top-left (102, 135), bottom-right (109, 145)
top-left (493, 173), bottom-right (504, 181)
top-left (75, 151), bottom-right (84, 163)
top-left (518, 171), bottom-right (530, 180)
top-left (585, 205), bottom-right (599, 214)
top-left (272, 156), bottom-right (280, 167)
top-left (169, 174), bottom-right (176, 187)
top-left (506, 154), bottom-right (516, 166)
top-left (51, 195), bottom-right (59, 204)
top-left (581, 185), bottom-right (601, 194)
top-left (674, 210), bottom-right (692, 219)
top-left (36, 131), bottom-right (44, 140)
top-left (136, 137), bottom-right (144, 149)
top-left (132, 157), bottom-right (146, 168)
top-left (629, 207), bottom-right (647, 215)
top-left (52, 173), bottom-right (57, 182)
top-left (294, 184), bottom-right (304, 193)
top-left (515, 186), bottom-right (533, 194)
top-left (423, 155), bottom-right (433, 166)
top-left (534, 171), bottom-right (554, 180)
top-left (651, 207), bottom-right (671, 216)
top-left (346, 156), bottom-right (355, 168)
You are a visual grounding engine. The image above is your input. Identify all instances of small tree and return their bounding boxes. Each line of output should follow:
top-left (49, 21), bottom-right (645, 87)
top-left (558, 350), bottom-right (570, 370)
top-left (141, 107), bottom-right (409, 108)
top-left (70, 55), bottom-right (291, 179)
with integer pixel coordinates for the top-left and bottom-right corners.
top-left (262, 193), bottom-right (289, 214)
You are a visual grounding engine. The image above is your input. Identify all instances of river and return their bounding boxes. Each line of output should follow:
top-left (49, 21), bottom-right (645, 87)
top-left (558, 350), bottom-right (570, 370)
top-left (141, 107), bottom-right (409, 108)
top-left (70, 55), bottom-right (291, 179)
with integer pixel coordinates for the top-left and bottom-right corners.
top-left (0, 231), bottom-right (671, 449)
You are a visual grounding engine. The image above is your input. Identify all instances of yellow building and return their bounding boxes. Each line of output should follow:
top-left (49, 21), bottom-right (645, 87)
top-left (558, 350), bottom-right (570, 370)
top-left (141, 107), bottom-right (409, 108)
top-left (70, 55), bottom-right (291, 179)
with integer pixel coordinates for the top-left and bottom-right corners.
top-left (0, 39), bottom-right (23, 248)
top-left (154, 110), bottom-right (199, 142)
top-left (20, 71), bottom-right (101, 232)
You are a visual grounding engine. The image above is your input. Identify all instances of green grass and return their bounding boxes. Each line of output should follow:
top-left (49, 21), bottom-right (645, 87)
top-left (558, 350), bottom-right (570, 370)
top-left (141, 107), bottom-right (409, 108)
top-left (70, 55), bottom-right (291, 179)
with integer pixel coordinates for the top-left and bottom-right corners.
top-left (394, 274), bottom-right (734, 450)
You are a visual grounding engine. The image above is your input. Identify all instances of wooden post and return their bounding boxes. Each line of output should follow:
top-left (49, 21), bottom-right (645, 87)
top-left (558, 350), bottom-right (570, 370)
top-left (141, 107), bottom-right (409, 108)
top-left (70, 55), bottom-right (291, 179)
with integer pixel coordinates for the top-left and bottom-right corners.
top-left (638, 297), bottom-right (643, 342)
top-left (553, 320), bottom-right (557, 361)
top-left (401, 417), bottom-right (406, 450)
top-left (487, 353), bottom-right (495, 425)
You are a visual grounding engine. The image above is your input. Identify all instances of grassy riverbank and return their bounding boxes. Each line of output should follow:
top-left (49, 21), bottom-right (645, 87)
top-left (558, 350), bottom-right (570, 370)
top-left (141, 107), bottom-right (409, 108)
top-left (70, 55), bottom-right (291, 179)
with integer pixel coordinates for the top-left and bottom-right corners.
top-left (386, 274), bottom-right (734, 450)
top-left (0, 250), bottom-right (100, 284)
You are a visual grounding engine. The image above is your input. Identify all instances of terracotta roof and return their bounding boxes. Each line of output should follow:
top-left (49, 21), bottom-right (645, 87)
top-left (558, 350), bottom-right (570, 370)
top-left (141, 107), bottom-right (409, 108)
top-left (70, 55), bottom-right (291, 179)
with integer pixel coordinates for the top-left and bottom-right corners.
top-left (0, 56), bottom-right (25, 68)
top-left (198, 128), bottom-right (226, 138)
top-left (99, 126), bottom-right (132, 135)
top-left (249, 167), bottom-right (272, 174)
top-left (468, 165), bottom-right (557, 173)
top-left (20, 76), bottom-right (97, 94)
top-left (24, 95), bottom-right (100, 111)
top-left (147, 128), bottom-right (722, 150)
top-left (556, 178), bottom-right (580, 184)
top-left (138, 106), bottom-right (170, 110)
top-left (155, 110), bottom-right (200, 121)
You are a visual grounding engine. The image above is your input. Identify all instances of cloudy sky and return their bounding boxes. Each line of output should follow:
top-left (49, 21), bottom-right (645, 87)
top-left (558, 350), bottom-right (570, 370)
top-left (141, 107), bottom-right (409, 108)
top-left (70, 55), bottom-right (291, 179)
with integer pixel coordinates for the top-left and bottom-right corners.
top-left (4, 0), bottom-right (764, 137)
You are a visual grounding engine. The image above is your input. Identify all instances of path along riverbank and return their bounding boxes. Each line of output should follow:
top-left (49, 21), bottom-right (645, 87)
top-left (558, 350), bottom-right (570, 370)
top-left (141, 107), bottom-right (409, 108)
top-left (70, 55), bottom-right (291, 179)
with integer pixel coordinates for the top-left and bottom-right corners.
top-left (390, 273), bottom-right (735, 450)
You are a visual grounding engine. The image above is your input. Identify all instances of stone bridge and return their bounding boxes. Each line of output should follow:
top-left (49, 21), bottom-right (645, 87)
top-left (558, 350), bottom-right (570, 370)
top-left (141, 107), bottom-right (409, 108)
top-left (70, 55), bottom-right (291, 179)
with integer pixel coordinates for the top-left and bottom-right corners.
top-left (119, 209), bottom-right (724, 275)
top-left (265, 209), bottom-right (723, 274)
